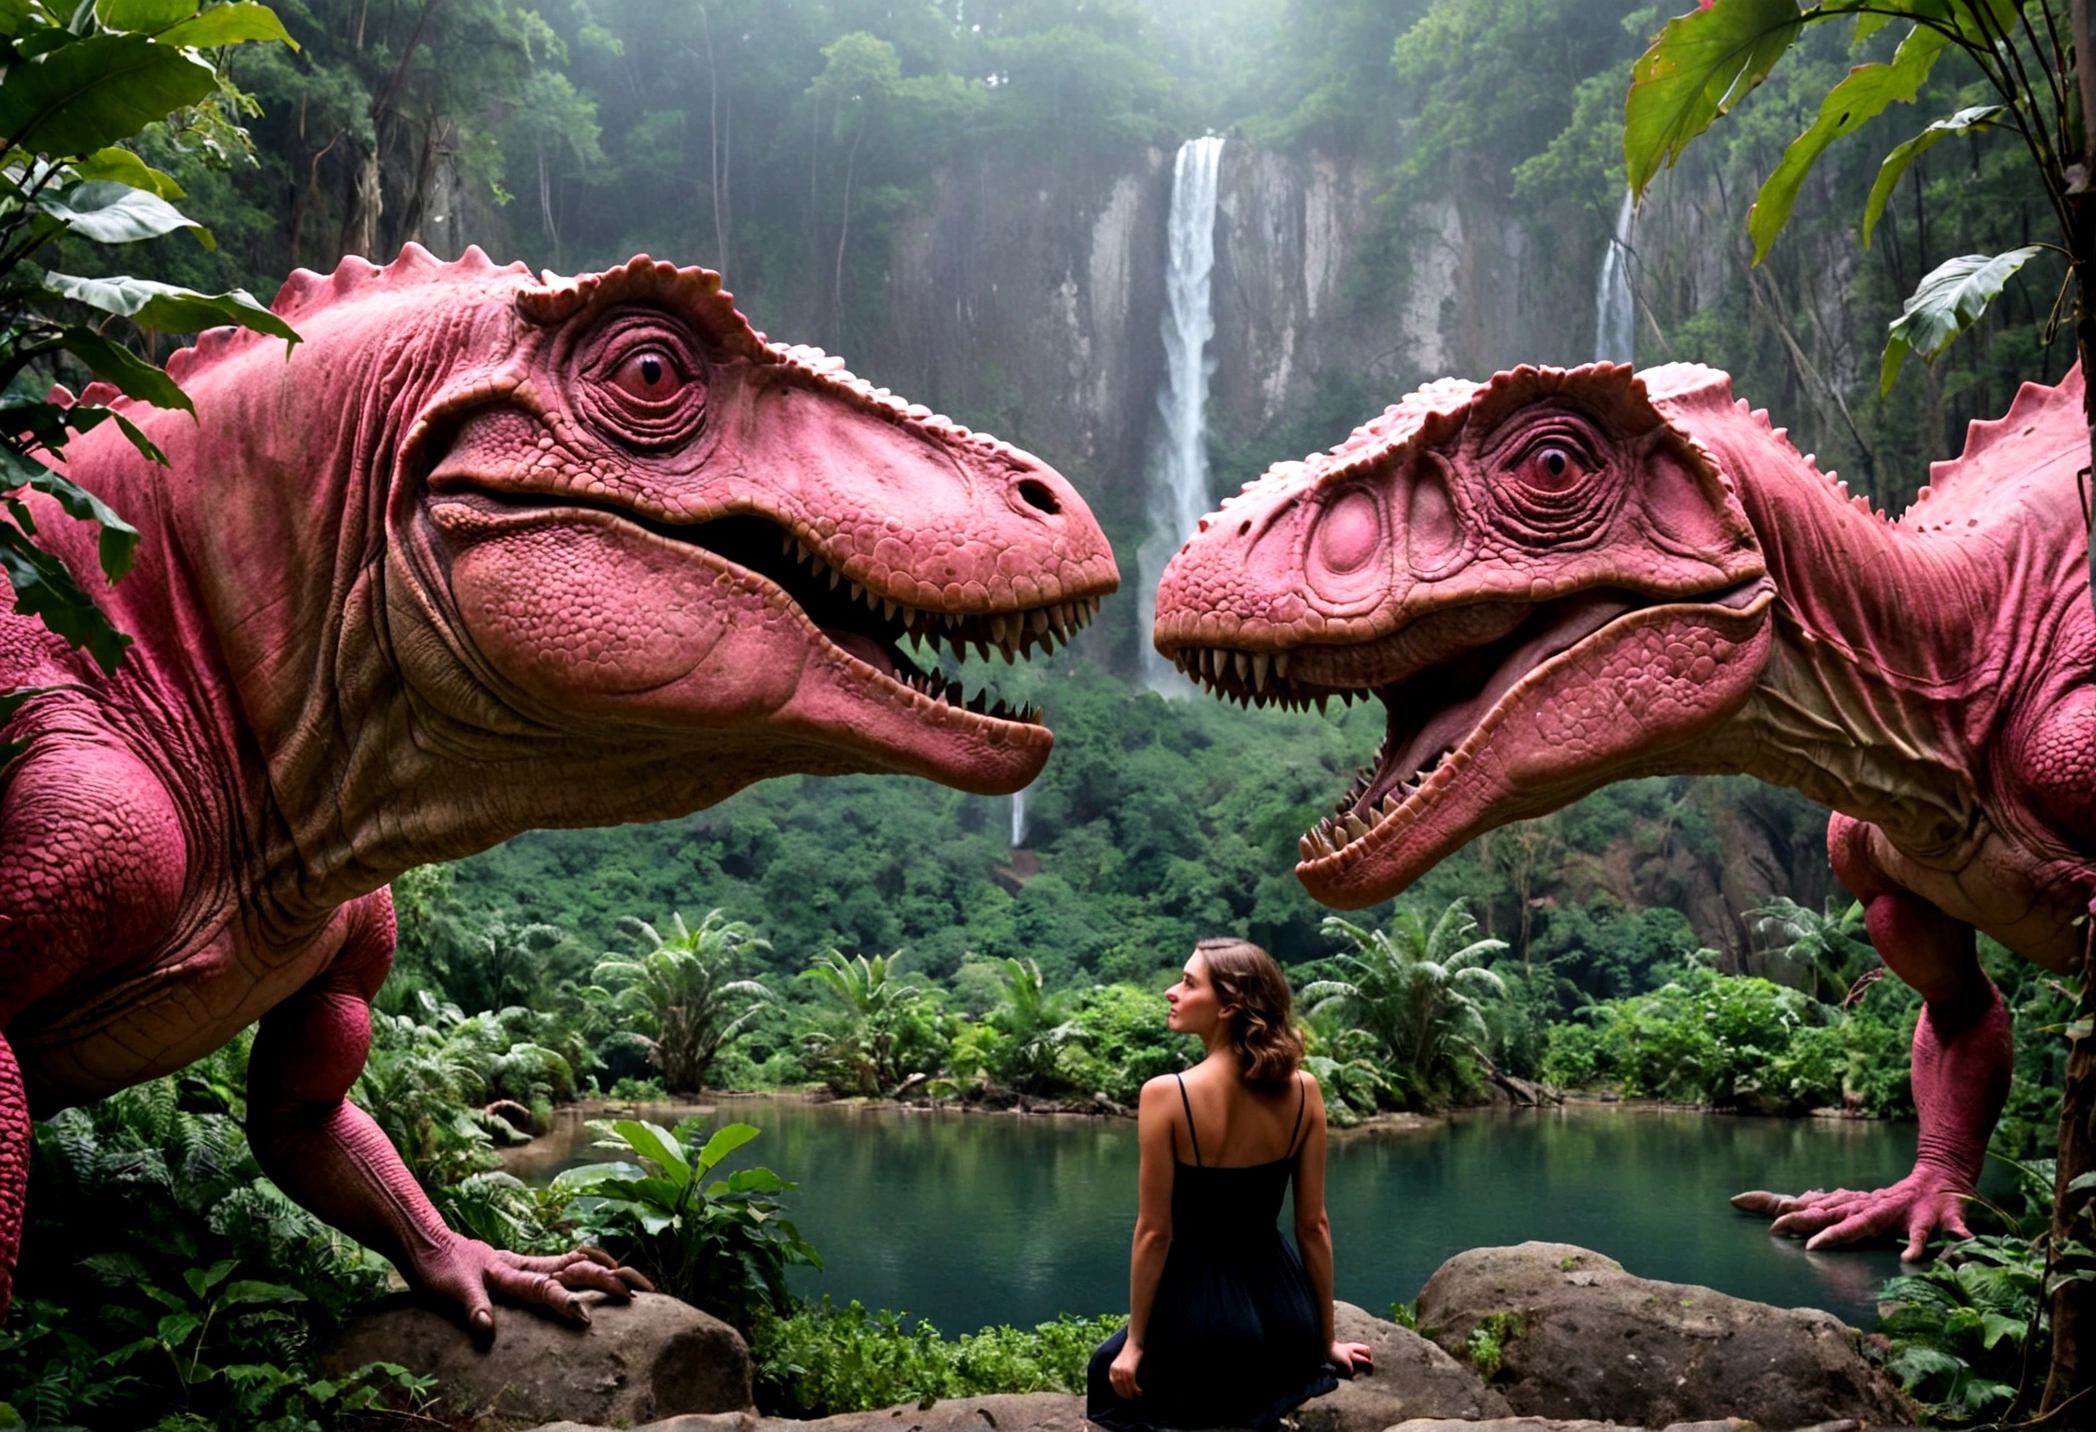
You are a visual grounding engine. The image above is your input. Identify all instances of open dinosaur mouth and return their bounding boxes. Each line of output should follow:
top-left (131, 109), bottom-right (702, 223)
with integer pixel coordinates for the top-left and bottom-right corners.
top-left (1158, 581), bottom-right (1766, 862)
top-left (428, 484), bottom-right (1097, 726)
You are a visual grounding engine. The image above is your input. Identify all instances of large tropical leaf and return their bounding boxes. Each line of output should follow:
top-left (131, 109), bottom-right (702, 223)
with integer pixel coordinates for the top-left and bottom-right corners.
top-left (59, 326), bottom-right (193, 411)
top-left (0, 519), bottom-right (130, 671)
top-left (1864, 105), bottom-right (2005, 248)
top-left (0, 33), bottom-right (216, 160)
top-left (1626, 0), bottom-right (1804, 200)
top-left (1747, 25), bottom-right (1949, 262)
top-left (71, 146), bottom-right (183, 200)
top-left (154, 1), bottom-right (297, 49)
top-left (0, 446), bottom-right (139, 580)
top-left (1880, 246), bottom-right (2045, 393)
top-left (40, 181), bottom-right (209, 246)
top-left (43, 272), bottom-right (296, 344)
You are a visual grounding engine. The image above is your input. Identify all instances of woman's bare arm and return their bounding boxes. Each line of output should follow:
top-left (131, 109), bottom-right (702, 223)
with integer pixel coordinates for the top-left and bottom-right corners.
top-left (1110, 1075), bottom-right (1180, 1397)
top-left (1291, 1072), bottom-right (1338, 1346)
top-left (1293, 1073), bottom-right (1370, 1372)
top-left (1127, 1075), bottom-right (1179, 1345)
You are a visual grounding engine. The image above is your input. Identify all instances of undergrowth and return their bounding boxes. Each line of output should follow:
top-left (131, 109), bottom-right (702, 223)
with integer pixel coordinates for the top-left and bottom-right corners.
top-left (749, 1299), bottom-right (1122, 1418)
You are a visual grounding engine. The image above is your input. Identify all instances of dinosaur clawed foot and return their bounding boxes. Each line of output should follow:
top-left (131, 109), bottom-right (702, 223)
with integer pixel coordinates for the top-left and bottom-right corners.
top-left (1734, 1165), bottom-right (1974, 1261)
top-left (415, 1236), bottom-right (655, 1331)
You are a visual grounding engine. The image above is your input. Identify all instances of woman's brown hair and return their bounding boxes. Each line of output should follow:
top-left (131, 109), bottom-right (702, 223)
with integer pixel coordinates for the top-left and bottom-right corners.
top-left (1193, 937), bottom-right (1305, 1090)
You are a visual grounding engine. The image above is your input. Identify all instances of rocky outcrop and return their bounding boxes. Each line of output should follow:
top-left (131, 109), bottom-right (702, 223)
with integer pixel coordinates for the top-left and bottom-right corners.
top-left (320, 1290), bottom-right (751, 1428)
top-left (1293, 1299), bottom-right (1510, 1431)
top-left (1413, 1243), bottom-right (1915, 1431)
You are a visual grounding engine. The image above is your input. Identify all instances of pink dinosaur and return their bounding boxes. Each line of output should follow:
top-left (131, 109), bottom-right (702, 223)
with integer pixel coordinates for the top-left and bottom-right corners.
top-left (0, 244), bottom-right (1116, 1324)
top-left (1153, 361), bottom-right (2094, 1259)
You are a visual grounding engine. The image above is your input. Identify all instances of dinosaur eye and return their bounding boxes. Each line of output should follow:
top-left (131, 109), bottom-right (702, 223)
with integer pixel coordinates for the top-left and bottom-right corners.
top-left (610, 347), bottom-right (683, 404)
top-left (1511, 442), bottom-right (1592, 494)
top-left (580, 318), bottom-right (709, 450)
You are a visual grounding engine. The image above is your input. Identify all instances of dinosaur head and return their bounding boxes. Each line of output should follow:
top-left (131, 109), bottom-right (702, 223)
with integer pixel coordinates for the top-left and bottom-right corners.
top-left (145, 248), bottom-right (1116, 856)
top-left (1152, 364), bottom-right (1775, 908)
top-left (378, 253), bottom-right (1115, 798)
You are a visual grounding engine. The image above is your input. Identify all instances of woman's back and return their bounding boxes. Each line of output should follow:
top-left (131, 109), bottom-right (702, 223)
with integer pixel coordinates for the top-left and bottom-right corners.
top-left (1167, 1071), bottom-right (1307, 1249)
top-left (1170, 1065), bottom-right (1308, 1169)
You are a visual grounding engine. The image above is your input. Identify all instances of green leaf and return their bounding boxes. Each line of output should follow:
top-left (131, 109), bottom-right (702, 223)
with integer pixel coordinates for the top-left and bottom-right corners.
top-left (1880, 246), bottom-right (2044, 393)
top-left (2066, 1170), bottom-right (2096, 1193)
top-left (1626, 0), bottom-right (1804, 200)
top-left (58, 327), bottom-right (192, 413)
top-left (40, 181), bottom-right (210, 246)
top-left (94, 0), bottom-right (196, 33)
top-left (724, 1165), bottom-right (790, 1194)
top-left (1747, 26), bottom-right (1948, 263)
top-left (0, 0), bottom-right (31, 39)
top-left (0, 517), bottom-right (130, 671)
top-left (696, 1122), bottom-right (760, 1175)
top-left (72, 146), bottom-right (184, 200)
top-left (0, 448), bottom-right (139, 581)
top-left (0, 33), bottom-right (217, 160)
top-left (1864, 106), bottom-right (2006, 248)
top-left (221, 1279), bottom-right (306, 1305)
top-left (183, 1259), bottom-right (237, 1299)
top-left (155, 1311), bottom-right (204, 1346)
top-left (43, 272), bottom-right (296, 344)
top-left (154, 1), bottom-right (297, 50)
top-left (614, 1119), bottom-right (692, 1189)
top-left (1980, 1309), bottom-right (2027, 1349)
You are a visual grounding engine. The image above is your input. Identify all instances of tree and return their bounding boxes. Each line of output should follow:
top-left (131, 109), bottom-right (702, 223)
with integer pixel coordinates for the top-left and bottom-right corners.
top-left (1749, 895), bottom-right (1877, 1003)
top-left (589, 910), bottom-right (772, 1096)
top-left (1623, 2), bottom-right (2096, 1407)
top-left (0, 0), bottom-right (297, 741)
top-left (801, 950), bottom-right (924, 1097)
top-left (985, 957), bottom-right (1086, 1095)
top-left (1302, 901), bottom-right (1509, 1103)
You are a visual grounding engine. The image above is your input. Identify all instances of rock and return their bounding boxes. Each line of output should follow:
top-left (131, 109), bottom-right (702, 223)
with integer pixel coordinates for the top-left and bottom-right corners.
top-left (320, 1290), bottom-right (751, 1428)
top-left (1292, 1300), bottom-right (1511, 1432)
top-left (1386, 1421), bottom-right (1745, 1432)
top-left (1413, 1242), bottom-right (1915, 1431)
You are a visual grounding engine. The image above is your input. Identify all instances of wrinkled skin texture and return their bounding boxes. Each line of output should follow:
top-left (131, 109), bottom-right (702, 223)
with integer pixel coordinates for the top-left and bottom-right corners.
top-left (1153, 361), bottom-right (2094, 1259)
top-left (0, 244), bottom-right (1116, 1322)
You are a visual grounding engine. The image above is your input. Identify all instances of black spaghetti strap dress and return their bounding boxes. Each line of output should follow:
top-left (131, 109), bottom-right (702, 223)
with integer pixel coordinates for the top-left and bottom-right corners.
top-left (1086, 1073), bottom-right (1340, 1432)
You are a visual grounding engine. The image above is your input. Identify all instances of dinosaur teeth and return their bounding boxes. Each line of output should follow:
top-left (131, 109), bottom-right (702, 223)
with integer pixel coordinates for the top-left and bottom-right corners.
top-left (883, 599), bottom-right (898, 621)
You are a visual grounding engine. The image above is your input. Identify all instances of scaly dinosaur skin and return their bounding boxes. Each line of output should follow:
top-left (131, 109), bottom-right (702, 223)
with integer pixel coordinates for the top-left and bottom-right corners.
top-left (0, 244), bottom-right (1116, 1323)
top-left (1153, 361), bottom-right (2093, 1259)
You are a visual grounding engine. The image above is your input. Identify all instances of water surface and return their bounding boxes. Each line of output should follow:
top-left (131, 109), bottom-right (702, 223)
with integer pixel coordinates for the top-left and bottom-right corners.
top-left (511, 1096), bottom-right (1964, 1332)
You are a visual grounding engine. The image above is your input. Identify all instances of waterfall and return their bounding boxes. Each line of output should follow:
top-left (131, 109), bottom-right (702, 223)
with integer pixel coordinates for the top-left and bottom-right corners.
top-left (1594, 189), bottom-right (1635, 366)
top-left (1137, 135), bottom-right (1225, 692)
top-left (1009, 789), bottom-right (1028, 849)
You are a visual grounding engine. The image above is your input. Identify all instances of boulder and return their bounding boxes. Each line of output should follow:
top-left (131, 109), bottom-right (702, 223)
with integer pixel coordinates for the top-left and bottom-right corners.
top-left (516, 1305), bottom-right (1499, 1432)
top-left (1413, 1242), bottom-right (1915, 1430)
top-left (1388, 1421), bottom-right (1747, 1432)
top-left (320, 1290), bottom-right (751, 1428)
top-left (1292, 1300), bottom-right (1512, 1432)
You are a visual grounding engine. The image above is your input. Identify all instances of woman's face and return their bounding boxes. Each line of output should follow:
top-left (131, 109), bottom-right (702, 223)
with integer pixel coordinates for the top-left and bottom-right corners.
top-left (1166, 951), bottom-right (1229, 1037)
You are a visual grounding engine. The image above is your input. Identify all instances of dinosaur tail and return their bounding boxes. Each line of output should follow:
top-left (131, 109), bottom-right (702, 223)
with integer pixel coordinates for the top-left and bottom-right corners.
top-left (0, 1031), bottom-right (24, 1322)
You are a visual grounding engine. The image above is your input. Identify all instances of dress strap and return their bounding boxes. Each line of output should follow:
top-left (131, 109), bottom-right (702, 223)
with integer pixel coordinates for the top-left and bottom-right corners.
top-left (1174, 1073), bottom-right (1203, 1167)
top-left (1285, 1072), bottom-right (1309, 1159)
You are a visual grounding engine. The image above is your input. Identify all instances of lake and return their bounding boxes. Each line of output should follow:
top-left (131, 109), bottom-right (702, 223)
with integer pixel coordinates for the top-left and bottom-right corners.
top-left (507, 1096), bottom-right (1968, 1333)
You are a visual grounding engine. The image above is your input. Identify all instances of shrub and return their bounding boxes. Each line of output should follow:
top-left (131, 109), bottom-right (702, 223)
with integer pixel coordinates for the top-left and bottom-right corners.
top-left (749, 1299), bottom-right (1122, 1417)
top-left (557, 1118), bottom-right (820, 1330)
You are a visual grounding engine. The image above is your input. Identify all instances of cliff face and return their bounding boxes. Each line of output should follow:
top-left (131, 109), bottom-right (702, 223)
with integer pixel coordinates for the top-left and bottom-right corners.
top-left (871, 142), bottom-right (1600, 536)
top-left (863, 139), bottom-right (1828, 957)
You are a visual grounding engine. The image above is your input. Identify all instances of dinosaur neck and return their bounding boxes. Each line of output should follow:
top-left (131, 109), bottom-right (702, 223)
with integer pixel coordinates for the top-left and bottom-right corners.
top-left (1694, 408), bottom-right (1997, 854)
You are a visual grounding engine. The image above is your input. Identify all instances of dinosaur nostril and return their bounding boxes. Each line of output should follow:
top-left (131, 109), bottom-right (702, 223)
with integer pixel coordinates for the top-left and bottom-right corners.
top-left (1017, 479), bottom-right (1059, 514)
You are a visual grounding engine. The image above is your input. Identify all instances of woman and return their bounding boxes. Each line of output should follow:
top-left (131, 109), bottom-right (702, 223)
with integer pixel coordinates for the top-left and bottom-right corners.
top-left (1087, 938), bottom-right (1373, 1432)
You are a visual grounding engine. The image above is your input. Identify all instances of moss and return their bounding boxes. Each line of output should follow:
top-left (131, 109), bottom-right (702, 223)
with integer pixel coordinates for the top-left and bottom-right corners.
top-left (1462, 1311), bottom-right (1529, 1380)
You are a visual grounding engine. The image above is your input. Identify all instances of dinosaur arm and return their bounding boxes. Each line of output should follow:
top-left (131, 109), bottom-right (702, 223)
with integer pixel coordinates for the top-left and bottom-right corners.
top-left (1735, 817), bottom-right (2012, 1260)
top-left (245, 893), bottom-right (648, 1328)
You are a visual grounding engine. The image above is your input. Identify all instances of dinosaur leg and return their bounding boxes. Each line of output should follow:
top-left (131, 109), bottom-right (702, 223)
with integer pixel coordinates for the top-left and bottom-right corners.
top-left (0, 1029), bottom-right (23, 1320)
top-left (0, 732), bottom-right (189, 1320)
top-left (1734, 814), bottom-right (2011, 1259)
top-left (245, 892), bottom-right (651, 1330)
